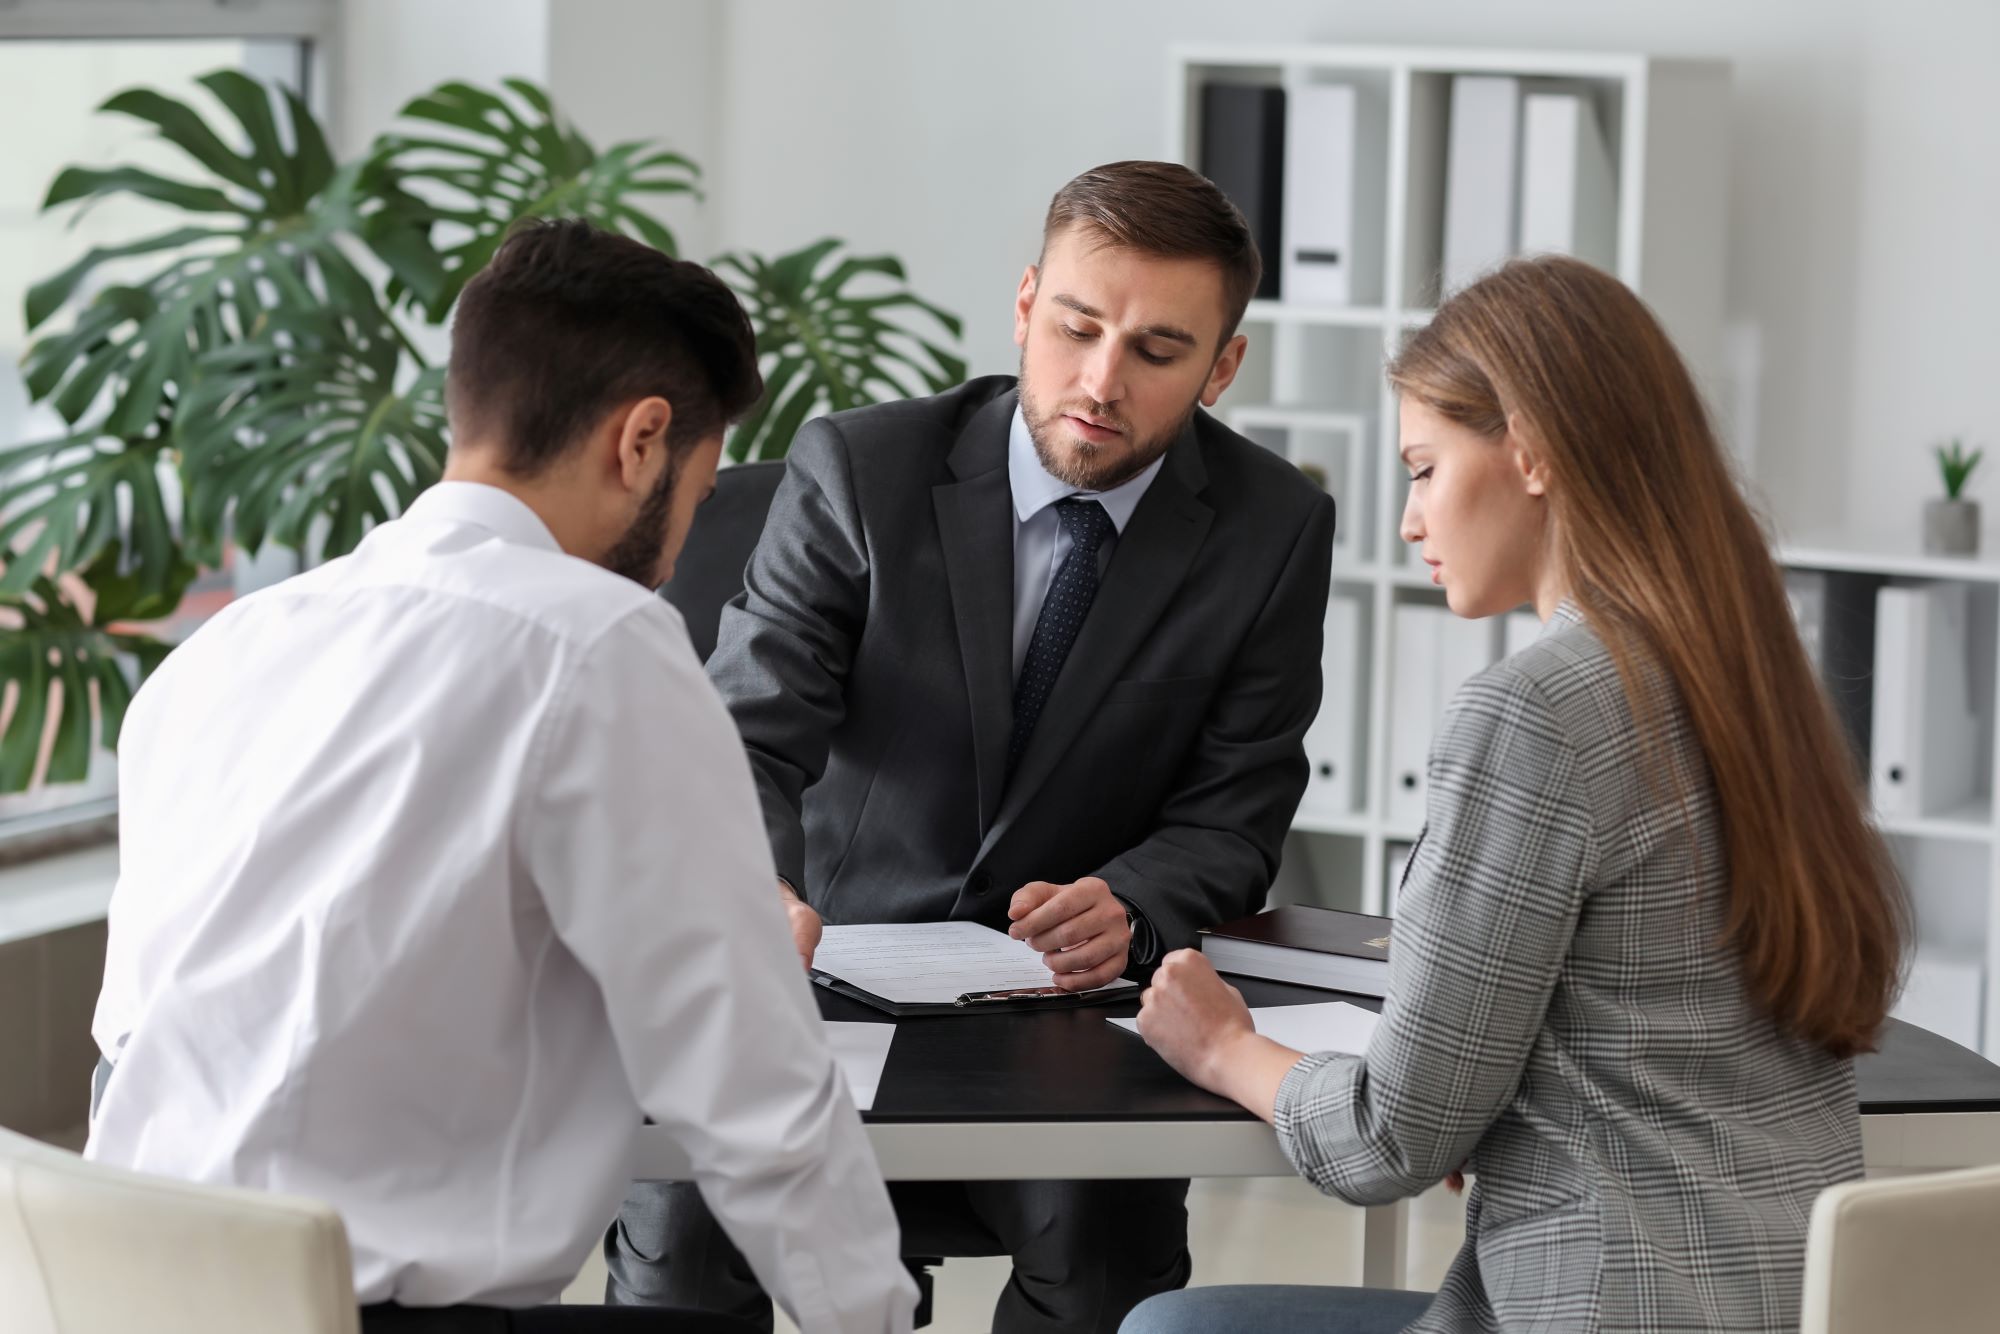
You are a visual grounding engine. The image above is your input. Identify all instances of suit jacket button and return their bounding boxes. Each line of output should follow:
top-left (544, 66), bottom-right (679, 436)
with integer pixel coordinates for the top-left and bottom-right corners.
top-left (968, 870), bottom-right (992, 895)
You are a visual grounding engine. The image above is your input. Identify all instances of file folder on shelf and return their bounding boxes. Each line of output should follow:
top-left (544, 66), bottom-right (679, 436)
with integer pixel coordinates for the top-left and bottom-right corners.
top-left (1442, 75), bottom-right (1521, 294)
top-left (1870, 582), bottom-right (1980, 820)
top-left (1199, 82), bottom-right (1286, 301)
top-left (1283, 84), bottom-right (1367, 304)
top-left (1298, 591), bottom-right (1366, 820)
top-left (1517, 89), bottom-right (1616, 270)
top-left (1388, 606), bottom-right (1499, 828)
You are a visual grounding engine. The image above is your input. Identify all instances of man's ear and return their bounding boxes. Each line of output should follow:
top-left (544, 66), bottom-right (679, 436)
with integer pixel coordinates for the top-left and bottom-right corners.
top-left (1012, 264), bottom-right (1039, 348)
top-left (615, 396), bottom-right (674, 492)
top-left (1199, 333), bottom-right (1249, 408)
top-left (1505, 412), bottom-right (1551, 497)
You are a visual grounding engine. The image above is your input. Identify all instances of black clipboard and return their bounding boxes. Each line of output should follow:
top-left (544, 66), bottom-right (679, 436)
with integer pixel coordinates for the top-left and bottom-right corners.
top-left (809, 970), bottom-right (1138, 1017)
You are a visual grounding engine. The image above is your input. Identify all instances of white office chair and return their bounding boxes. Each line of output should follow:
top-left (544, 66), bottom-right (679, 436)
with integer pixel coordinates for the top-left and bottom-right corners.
top-left (0, 1123), bottom-right (359, 1334)
top-left (1799, 1164), bottom-right (2000, 1333)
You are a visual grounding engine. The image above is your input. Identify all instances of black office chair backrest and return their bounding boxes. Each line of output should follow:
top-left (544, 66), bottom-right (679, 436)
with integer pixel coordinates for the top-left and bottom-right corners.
top-left (658, 459), bottom-right (786, 663)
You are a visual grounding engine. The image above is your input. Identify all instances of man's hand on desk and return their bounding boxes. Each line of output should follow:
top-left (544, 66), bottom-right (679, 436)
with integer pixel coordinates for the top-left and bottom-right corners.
top-left (1007, 875), bottom-right (1130, 992)
top-left (777, 879), bottom-right (821, 970)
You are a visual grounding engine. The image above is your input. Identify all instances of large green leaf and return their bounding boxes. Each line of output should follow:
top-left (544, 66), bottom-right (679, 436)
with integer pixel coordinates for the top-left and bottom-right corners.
top-left (0, 560), bottom-right (183, 793)
top-left (0, 428), bottom-right (178, 598)
top-left (177, 278), bottom-right (448, 561)
top-left (20, 72), bottom-right (400, 440)
top-left (372, 78), bottom-right (699, 319)
top-left (716, 239), bottom-right (967, 462)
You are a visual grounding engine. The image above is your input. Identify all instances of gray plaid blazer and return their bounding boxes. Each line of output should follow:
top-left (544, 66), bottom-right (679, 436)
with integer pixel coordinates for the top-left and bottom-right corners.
top-left (1275, 604), bottom-right (1862, 1332)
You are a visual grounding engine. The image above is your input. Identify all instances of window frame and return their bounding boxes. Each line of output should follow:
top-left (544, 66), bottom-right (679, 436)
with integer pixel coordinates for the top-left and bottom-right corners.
top-left (0, 0), bottom-right (338, 864)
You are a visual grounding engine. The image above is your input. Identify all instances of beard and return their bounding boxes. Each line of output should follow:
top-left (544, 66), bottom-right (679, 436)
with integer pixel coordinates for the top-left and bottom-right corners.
top-left (599, 449), bottom-right (682, 588)
top-left (1019, 353), bottom-right (1198, 493)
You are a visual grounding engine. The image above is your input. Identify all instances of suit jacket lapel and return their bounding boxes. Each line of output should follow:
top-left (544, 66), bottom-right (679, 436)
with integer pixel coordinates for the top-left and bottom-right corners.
top-left (981, 415), bottom-right (1216, 855)
top-left (932, 390), bottom-right (1018, 834)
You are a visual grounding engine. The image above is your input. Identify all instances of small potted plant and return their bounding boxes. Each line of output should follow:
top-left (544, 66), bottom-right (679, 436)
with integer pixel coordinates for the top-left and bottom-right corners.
top-left (1926, 438), bottom-right (1984, 557)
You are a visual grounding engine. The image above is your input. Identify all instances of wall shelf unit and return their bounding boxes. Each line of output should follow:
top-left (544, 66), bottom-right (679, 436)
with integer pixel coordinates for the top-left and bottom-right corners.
top-left (1170, 39), bottom-right (1730, 921)
top-left (1179, 42), bottom-right (1994, 1058)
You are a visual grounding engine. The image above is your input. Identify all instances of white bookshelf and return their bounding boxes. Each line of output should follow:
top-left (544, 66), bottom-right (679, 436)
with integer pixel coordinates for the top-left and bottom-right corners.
top-left (1779, 533), bottom-right (2000, 1058)
top-left (1174, 44), bottom-right (1998, 1059)
top-left (1168, 41), bottom-right (1731, 912)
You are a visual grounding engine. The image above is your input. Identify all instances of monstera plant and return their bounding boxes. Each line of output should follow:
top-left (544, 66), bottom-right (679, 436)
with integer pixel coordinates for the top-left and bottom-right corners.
top-left (0, 73), bottom-right (963, 793)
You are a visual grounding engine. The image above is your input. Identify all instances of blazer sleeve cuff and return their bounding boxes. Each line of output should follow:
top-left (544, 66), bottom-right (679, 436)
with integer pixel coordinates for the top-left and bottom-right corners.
top-left (1274, 1051), bottom-right (1361, 1182)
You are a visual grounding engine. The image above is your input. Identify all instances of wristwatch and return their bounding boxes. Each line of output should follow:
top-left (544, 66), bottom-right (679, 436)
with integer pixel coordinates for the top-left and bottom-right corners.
top-left (1115, 895), bottom-right (1153, 965)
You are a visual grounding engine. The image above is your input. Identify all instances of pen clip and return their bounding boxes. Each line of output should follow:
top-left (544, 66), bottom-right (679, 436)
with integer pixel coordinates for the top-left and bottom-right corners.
top-left (954, 984), bottom-right (1068, 1006)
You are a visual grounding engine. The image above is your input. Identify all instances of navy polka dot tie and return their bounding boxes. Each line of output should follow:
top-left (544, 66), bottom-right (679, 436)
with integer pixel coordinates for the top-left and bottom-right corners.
top-left (1010, 498), bottom-right (1114, 774)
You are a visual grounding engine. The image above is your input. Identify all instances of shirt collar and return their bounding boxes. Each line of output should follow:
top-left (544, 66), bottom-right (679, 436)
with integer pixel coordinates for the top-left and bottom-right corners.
top-left (401, 480), bottom-right (564, 554)
top-left (1007, 405), bottom-right (1165, 534)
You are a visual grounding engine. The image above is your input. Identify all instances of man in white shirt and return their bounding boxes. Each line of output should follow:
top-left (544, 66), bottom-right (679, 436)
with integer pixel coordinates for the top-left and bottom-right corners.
top-left (86, 219), bottom-right (916, 1334)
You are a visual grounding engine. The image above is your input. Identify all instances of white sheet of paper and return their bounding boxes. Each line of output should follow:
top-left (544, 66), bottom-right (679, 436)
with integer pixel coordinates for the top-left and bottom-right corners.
top-left (824, 1020), bottom-right (895, 1112)
top-left (812, 920), bottom-right (1138, 1005)
top-left (1110, 1001), bottom-right (1380, 1057)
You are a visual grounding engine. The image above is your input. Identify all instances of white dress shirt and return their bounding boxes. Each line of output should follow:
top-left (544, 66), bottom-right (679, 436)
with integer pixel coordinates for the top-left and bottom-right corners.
top-left (87, 481), bottom-right (914, 1332)
top-left (1008, 406), bottom-right (1165, 681)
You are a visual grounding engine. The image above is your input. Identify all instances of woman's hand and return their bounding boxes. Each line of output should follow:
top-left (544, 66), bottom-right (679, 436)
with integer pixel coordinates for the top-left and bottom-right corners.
top-left (1137, 950), bottom-right (1256, 1091)
top-left (1137, 950), bottom-right (1306, 1122)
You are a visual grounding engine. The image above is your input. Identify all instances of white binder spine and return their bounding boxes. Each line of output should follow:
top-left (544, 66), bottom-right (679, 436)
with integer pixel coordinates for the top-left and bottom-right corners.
top-left (1442, 75), bottom-right (1521, 294)
top-left (1282, 84), bottom-right (1358, 305)
top-left (1915, 583), bottom-right (1979, 817)
top-left (1387, 605), bottom-right (1440, 828)
top-left (1518, 90), bottom-right (1617, 270)
top-left (1871, 587), bottom-right (1915, 818)
top-left (1871, 582), bottom-right (1979, 819)
top-left (1299, 593), bottom-right (1365, 819)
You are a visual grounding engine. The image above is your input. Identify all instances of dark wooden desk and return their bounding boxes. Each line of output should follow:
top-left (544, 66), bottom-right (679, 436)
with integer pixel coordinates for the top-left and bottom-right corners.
top-left (636, 979), bottom-right (2000, 1285)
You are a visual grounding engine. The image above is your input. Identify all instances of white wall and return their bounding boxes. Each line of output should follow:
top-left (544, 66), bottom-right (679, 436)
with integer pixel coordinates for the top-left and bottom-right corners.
top-left (332, 0), bottom-right (718, 271)
top-left (691, 0), bottom-right (2000, 545)
top-left (345, 0), bottom-right (2000, 544)
top-left (333, 0), bottom-right (549, 157)
top-left (547, 0), bottom-right (721, 262)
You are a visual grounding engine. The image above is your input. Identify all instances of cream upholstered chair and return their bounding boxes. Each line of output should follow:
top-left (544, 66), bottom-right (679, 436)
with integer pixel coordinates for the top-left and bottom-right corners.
top-left (1800, 1164), bottom-right (2000, 1334)
top-left (0, 1123), bottom-right (358, 1334)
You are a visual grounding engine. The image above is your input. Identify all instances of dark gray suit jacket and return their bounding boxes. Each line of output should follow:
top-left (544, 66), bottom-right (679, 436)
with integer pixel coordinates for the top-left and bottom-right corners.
top-left (707, 375), bottom-right (1336, 956)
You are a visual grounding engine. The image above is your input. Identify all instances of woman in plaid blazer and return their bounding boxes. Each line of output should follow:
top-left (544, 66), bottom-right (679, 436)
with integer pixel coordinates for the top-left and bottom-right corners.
top-left (1124, 256), bottom-right (1909, 1334)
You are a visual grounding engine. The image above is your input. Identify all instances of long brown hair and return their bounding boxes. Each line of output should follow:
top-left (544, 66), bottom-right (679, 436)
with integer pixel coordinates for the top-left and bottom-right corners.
top-left (1389, 255), bottom-right (1907, 1059)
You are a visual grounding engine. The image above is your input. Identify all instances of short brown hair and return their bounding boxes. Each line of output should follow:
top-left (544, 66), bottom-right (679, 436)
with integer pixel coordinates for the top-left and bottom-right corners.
top-left (448, 218), bottom-right (763, 476)
top-left (1040, 160), bottom-right (1262, 343)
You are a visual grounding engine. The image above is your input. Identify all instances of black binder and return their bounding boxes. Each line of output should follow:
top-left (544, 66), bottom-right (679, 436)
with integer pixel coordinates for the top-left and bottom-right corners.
top-left (1198, 82), bottom-right (1287, 300)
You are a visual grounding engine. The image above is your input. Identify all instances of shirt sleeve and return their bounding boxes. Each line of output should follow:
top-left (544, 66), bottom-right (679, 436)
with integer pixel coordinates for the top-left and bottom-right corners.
top-left (520, 599), bottom-right (915, 1334)
top-left (1273, 663), bottom-right (1598, 1204)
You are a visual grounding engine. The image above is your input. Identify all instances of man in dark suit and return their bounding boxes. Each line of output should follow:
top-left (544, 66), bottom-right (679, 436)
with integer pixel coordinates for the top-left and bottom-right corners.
top-left (608, 161), bottom-right (1337, 1334)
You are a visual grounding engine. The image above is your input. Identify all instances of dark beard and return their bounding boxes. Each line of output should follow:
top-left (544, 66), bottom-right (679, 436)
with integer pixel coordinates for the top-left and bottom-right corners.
top-left (1019, 359), bottom-right (1197, 492)
top-left (600, 451), bottom-right (681, 588)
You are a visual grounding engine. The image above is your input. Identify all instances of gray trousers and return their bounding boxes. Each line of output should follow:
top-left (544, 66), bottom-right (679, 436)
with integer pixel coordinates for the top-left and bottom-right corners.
top-left (606, 1178), bottom-right (1192, 1334)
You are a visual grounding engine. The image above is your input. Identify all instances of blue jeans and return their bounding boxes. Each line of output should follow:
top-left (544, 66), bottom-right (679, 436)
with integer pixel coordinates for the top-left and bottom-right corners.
top-left (1120, 1285), bottom-right (1432, 1334)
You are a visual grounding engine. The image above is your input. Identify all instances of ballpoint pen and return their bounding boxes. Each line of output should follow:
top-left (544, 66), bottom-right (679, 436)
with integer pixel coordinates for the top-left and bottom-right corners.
top-left (954, 984), bottom-right (1071, 1006)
